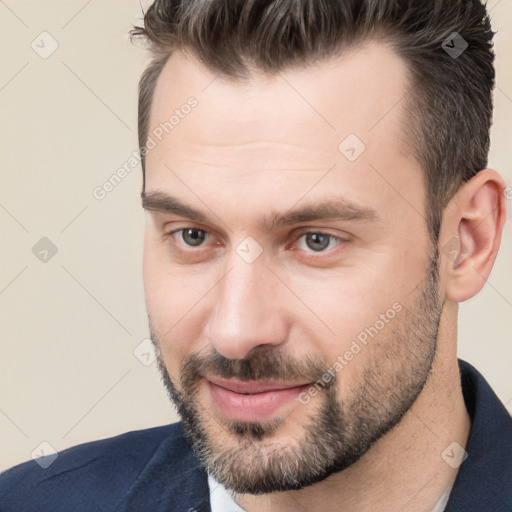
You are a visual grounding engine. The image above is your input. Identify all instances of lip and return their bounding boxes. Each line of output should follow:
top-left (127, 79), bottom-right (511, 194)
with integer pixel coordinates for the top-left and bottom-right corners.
top-left (205, 377), bottom-right (312, 422)
top-left (206, 376), bottom-right (311, 394)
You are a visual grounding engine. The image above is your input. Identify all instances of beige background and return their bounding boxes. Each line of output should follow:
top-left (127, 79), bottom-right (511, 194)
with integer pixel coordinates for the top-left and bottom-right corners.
top-left (1, 0), bottom-right (511, 470)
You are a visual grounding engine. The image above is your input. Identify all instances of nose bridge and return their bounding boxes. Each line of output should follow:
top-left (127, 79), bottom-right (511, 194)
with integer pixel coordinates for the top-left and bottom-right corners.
top-left (206, 249), bottom-right (287, 359)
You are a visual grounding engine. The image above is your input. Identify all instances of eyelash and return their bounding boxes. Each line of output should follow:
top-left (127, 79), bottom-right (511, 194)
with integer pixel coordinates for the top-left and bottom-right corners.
top-left (165, 226), bottom-right (347, 258)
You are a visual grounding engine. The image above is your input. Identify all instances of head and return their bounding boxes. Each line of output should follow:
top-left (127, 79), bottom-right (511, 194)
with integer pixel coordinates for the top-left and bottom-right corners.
top-left (132, 0), bottom-right (506, 495)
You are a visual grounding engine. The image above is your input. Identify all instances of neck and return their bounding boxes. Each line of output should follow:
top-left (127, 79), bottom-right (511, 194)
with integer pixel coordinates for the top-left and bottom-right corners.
top-left (235, 303), bottom-right (471, 512)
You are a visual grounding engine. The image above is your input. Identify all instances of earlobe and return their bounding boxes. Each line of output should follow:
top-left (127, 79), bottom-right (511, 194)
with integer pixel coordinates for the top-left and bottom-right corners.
top-left (441, 169), bottom-right (507, 303)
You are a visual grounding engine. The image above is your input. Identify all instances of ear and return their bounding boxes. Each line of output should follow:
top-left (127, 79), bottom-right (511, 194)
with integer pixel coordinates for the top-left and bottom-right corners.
top-left (439, 169), bottom-right (507, 303)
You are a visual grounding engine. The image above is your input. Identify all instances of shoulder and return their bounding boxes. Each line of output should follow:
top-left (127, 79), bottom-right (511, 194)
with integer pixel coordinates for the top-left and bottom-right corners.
top-left (447, 360), bottom-right (512, 511)
top-left (0, 422), bottom-right (188, 511)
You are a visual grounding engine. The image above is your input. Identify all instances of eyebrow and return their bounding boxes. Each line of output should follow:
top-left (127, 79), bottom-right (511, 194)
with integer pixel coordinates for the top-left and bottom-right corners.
top-left (141, 190), bottom-right (379, 229)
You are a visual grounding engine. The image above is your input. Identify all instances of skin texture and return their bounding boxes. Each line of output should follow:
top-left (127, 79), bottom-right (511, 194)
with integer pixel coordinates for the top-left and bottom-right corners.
top-left (142, 42), bottom-right (506, 511)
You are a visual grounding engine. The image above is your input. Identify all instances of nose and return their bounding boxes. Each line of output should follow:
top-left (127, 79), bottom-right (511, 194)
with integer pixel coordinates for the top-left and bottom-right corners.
top-left (205, 252), bottom-right (290, 360)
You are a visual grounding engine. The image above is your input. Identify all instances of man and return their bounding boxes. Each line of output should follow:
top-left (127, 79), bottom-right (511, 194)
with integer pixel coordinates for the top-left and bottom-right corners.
top-left (1, 0), bottom-right (510, 510)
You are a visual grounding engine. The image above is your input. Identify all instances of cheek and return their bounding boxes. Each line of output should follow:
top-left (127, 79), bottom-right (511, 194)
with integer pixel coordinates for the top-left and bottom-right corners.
top-left (143, 239), bottom-right (213, 368)
top-left (288, 258), bottom-right (416, 372)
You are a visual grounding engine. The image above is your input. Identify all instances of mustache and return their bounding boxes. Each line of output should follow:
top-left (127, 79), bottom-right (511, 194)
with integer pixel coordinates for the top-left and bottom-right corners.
top-left (177, 346), bottom-right (335, 388)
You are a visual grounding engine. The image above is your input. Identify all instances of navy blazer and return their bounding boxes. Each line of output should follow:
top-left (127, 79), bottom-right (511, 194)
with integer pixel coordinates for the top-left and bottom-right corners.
top-left (1, 360), bottom-right (511, 511)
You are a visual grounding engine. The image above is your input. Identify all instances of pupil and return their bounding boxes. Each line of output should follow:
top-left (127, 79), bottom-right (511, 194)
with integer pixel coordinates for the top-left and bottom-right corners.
top-left (306, 233), bottom-right (329, 251)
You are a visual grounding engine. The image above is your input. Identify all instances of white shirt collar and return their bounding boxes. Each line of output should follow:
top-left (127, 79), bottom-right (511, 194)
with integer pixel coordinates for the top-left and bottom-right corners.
top-left (208, 474), bottom-right (246, 512)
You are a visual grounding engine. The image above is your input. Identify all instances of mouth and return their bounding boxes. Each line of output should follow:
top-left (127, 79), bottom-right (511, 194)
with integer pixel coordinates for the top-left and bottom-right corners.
top-left (204, 376), bottom-right (313, 422)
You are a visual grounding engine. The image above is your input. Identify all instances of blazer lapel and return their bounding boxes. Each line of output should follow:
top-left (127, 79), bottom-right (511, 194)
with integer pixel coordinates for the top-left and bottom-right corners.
top-left (119, 422), bottom-right (211, 512)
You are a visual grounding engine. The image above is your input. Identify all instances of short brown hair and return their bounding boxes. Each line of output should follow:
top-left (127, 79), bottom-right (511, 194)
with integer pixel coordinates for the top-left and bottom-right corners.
top-left (131, 0), bottom-right (495, 240)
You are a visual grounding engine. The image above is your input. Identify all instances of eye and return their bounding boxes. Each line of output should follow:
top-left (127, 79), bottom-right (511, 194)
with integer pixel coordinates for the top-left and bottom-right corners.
top-left (166, 227), bottom-right (346, 256)
top-left (173, 227), bottom-right (210, 247)
top-left (294, 232), bottom-right (343, 253)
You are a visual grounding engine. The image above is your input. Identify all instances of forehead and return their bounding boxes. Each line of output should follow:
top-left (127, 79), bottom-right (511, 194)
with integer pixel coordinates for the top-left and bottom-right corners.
top-left (145, 42), bottom-right (423, 226)
top-left (148, 41), bottom-right (412, 149)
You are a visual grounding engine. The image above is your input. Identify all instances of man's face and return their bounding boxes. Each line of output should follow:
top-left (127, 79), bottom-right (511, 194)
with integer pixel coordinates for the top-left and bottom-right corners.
top-left (142, 43), bottom-right (443, 493)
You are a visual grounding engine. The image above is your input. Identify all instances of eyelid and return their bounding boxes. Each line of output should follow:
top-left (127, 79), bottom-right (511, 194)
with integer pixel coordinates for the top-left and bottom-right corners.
top-left (292, 227), bottom-right (348, 239)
